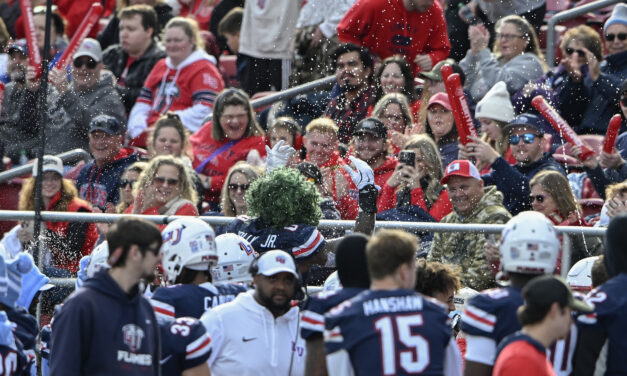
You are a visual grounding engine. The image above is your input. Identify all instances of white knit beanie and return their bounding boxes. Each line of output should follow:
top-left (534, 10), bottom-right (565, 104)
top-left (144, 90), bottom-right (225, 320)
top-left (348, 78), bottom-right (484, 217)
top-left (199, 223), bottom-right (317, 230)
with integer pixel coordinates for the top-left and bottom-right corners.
top-left (475, 81), bottom-right (515, 123)
top-left (604, 4), bottom-right (627, 31)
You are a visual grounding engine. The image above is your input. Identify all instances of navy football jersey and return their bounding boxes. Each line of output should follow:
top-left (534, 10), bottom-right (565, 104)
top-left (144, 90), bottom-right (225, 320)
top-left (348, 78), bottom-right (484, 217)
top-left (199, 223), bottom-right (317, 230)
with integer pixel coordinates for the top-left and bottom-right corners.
top-left (6, 308), bottom-right (37, 373)
top-left (573, 273), bottom-right (627, 375)
top-left (225, 216), bottom-right (325, 262)
top-left (0, 345), bottom-right (28, 376)
top-left (301, 287), bottom-right (365, 340)
top-left (151, 282), bottom-right (247, 323)
top-left (324, 289), bottom-right (456, 376)
top-left (461, 286), bottom-right (522, 365)
top-left (160, 317), bottom-right (212, 376)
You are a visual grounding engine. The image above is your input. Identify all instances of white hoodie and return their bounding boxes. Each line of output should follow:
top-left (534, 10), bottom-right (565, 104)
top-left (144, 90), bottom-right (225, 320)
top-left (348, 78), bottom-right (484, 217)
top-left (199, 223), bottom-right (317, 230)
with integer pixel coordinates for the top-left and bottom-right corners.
top-left (200, 290), bottom-right (306, 376)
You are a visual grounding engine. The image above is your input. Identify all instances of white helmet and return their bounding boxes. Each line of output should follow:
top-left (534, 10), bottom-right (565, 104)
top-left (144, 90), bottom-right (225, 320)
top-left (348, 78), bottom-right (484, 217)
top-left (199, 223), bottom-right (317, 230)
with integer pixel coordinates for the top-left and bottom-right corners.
top-left (567, 256), bottom-right (599, 292)
top-left (87, 241), bottom-right (110, 278)
top-left (211, 234), bottom-right (257, 283)
top-left (499, 211), bottom-right (560, 275)
top-left (161, 218), bottom-right (217, 285)
top-left (322, 271), bottom-right (342, 292)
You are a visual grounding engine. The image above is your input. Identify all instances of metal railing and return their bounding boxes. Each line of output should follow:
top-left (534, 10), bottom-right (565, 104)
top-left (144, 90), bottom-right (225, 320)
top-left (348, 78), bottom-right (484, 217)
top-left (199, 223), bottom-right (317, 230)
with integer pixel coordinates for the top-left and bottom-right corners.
top-left (0, 148), bottom-right (91, 184)
top-left (0, 210), bottom-right (606, 282)
top-left (202, 75), bottom-right (336, 124)
top-left (546, 0), bottom-right (621, 67)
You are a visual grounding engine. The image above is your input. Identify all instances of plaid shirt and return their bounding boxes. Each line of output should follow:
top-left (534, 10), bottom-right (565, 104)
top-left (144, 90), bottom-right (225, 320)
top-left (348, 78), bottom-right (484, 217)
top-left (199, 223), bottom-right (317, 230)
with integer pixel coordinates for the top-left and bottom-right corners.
top-left (325, 86), bottom-right (374, 143)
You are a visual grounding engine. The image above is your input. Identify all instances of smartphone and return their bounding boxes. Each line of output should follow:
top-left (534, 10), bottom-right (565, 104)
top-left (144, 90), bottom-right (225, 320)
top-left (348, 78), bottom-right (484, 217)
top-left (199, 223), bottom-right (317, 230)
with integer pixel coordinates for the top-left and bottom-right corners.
top-left (399, 150), bottom-right (415, 167)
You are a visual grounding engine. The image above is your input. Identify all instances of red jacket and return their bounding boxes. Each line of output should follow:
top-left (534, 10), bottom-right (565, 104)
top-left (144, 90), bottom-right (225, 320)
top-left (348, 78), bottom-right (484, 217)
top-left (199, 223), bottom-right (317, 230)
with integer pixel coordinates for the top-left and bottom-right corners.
top-left (190, 121), bottom-right (266, 204)
top-left (309, 151), bottom-right (359, 220)
top-left (45, 192), bottom-right (98, 274)
top-left (377, 183), bottom-right (452, 221)
top-left (337, 0), bottom-right (450, 75)
top-left (373, 156), bottom-right (398, 190)
top-left (125, 202), bottom-right (198, 230)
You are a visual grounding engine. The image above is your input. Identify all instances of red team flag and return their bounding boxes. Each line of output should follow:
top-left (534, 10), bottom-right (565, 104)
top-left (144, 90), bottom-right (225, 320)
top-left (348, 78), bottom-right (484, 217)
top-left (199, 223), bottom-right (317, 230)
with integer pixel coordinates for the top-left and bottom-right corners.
top-left (531, 95), bottom-right (595, 161)
top-left (19, 0), bottom-right (41, 76)
top-left (55, 3), bottom-right (104, 69)
top-left (602, 114), bottom-right (623, 154)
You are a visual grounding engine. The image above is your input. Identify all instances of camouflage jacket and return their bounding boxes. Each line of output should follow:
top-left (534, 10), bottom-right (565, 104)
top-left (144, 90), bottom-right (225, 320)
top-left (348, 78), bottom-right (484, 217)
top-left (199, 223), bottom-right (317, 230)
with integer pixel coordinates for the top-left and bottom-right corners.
top-left (428, 186), bottom-right (511, 291)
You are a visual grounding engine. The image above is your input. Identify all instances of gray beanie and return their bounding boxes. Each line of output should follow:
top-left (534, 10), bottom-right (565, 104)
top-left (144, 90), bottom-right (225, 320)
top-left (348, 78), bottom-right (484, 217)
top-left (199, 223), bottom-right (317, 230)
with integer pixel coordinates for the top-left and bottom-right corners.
top-left (474, 81), bottom-right (515, 123)
top-left (604, 3), bottom-right (627, 31)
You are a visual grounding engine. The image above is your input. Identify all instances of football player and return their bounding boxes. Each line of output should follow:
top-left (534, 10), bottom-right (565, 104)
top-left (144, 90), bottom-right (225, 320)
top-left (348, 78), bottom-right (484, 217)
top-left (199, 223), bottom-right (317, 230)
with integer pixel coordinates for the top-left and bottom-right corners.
top-left (572, 214), bottom-right (627, 375)
top-left (324, 230), bottom-right (462, 375)
top-left (151, 218), bottom-right (248, 322)
top-left (462, 211), bottom-right (560, 376)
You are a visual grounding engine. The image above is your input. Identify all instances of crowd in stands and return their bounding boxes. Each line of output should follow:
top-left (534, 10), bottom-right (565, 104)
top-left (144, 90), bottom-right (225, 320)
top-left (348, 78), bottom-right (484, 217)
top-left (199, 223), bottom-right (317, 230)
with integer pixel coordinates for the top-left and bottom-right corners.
top-left (0, 0), bottom-right (625, 374)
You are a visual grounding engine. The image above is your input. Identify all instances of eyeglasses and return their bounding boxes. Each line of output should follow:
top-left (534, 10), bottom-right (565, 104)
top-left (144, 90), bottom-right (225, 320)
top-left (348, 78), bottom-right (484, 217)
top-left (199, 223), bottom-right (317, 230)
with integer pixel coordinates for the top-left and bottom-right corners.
top-left (119, 179), bottom-right (137, 188)
top-left (565, 47), bottom-right (585, 57)
top-left (530, 194), bottom-right (547, 203)
top-left (220, 113), bottom-right (248, 122)
top-left (228, 183), bottom-right (250, 191)
top-left (154, 177), bottom-right (179, 186)
top-left (73, 57), bottom-right (98, 69)
top-left (605, 32), bottom-right (627, 42)
top-left (497, 33), bottom-right (523, 41)
top-left (509, 133), bottom-right (537, 145)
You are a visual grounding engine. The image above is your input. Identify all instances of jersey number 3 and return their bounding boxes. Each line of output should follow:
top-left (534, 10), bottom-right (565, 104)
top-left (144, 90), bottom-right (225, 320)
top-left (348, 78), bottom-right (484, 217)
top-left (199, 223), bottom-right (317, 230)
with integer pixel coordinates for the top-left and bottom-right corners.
top-left (374, 314), bottom-right (430, 375)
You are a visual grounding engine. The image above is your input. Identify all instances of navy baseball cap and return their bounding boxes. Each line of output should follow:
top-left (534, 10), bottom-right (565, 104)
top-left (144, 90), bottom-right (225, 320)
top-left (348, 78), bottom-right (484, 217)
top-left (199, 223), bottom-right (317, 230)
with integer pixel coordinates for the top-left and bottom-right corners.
top-left (503, 113), bottom-right (544, 136)
top-left (7, 40), bottom-right (28, 57)
top-left (353, 118), bottom-right (387, 139)
top-left (89, 115), bottom-right (125, 135)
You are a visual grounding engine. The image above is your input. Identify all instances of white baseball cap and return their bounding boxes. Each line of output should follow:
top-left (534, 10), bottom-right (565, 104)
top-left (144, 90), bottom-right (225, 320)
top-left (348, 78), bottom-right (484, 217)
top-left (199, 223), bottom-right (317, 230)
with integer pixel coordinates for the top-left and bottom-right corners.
top-left (255, 250), bottom-right (297, 277)
top-left (32, 155), bottom-right (63, 177)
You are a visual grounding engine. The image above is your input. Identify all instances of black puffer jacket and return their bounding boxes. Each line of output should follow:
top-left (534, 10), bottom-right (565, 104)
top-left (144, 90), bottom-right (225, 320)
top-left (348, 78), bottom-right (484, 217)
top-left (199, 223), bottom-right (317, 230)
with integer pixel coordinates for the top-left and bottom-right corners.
top-left (102, 40), bottom-right (166, 112)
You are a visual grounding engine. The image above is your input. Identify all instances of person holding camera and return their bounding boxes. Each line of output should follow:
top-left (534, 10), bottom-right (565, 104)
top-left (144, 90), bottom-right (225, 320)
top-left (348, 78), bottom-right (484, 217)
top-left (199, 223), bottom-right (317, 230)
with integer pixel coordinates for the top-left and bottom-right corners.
top-left (200, 250), bottom-right (306, 376)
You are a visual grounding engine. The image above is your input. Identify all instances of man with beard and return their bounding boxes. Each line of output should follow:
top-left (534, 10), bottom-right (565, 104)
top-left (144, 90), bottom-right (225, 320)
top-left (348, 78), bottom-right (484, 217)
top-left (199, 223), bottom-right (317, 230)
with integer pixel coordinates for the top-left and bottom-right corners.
top-left (201, 250), bottom-right (306, 375)
top-left (0, 40), bottom-right (62, 164)
top-left (48, 38), bottom-right (126, 155)
top-left (324, 43), bottom-right (374, 144)
top-left (50, 218), bottom-right (162, 375)
top-left (351, 117), bottom-right (397, 190)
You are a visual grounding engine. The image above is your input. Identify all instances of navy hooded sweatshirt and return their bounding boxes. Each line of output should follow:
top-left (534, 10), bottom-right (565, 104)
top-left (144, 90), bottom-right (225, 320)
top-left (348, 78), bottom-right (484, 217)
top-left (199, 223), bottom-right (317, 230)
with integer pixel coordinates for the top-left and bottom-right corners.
top-left (49, 269), bottom-right (160, 376)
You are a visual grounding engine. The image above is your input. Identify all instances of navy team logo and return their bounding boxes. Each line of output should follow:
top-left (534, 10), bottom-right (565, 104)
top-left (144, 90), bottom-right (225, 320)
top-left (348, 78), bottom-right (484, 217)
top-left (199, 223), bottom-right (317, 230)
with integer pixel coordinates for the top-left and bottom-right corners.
top-left (163, 227), bottom-right (183, 245)
top-left (122, 324), bottom-right (145, 352)
top-left (240, 241), bottom-right (254, 256)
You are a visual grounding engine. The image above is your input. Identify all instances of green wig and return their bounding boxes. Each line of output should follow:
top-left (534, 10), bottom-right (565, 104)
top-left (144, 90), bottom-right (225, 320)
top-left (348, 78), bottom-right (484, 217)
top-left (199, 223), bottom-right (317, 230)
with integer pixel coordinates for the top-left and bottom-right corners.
top-left (246, 167), bottom-right (322, 228)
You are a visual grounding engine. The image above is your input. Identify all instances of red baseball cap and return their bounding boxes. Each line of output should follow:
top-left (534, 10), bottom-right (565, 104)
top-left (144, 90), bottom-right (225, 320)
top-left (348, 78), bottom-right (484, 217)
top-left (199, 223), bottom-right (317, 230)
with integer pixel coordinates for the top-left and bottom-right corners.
top-left (427, 92), bottom-right (453, 112)
top-left (441, 160), bottom-right (481, 184)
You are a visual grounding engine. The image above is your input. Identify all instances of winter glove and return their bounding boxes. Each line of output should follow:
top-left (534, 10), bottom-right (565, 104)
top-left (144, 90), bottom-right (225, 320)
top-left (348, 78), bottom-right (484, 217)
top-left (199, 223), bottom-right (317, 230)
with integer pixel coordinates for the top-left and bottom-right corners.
top-left (343, 156), bottom-right (380, 213)
top-left (265, 140), bottom-right (296, 174)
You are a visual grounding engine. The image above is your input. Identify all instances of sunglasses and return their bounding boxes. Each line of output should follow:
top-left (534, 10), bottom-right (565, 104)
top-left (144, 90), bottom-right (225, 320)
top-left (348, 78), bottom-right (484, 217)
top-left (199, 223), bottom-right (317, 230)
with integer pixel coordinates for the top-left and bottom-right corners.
top-left (508, 133), bottom-right (537, 145)
top-left (565, 47), bottom-right (585, 57)
top-left (119, 179), bottom-right (137, 188)
top-left (73, 57), bottom-right (98, 69)
top-left (154, 177), bottom-right (179, 186)
top-left (605, 32), bottom-right (627, 42)
top-left (228, 183), bottom-right (250, 191)
top-left (139, 243), bottom-right (161, 256)
top-left (530, 194), bottom-right (548, 203)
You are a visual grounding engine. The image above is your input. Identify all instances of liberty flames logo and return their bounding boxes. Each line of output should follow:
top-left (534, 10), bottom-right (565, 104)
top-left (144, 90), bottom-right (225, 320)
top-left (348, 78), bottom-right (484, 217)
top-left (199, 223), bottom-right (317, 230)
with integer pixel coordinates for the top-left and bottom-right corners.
top-left (122, 324), bottom-right (145, 352)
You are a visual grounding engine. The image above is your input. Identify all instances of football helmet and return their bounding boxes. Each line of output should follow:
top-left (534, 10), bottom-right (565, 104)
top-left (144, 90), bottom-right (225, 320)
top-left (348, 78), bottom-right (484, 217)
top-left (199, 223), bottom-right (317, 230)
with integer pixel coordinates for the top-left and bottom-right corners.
top-left (500, 211), bottom-right (560, 275)
top-left (211, 234), bottom-right (257, 283)
top-left (87, 241), bottom-right (110, 278)
top-left (567, 256), bottom-right (599, 292)
top-left (161, 218), bottom-right (217, 285)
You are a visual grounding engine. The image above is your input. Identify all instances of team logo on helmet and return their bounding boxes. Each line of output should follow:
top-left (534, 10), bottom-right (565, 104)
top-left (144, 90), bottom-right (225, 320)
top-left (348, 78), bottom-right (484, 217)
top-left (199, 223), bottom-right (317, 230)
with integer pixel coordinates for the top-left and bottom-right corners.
top-left (122, 324), bottom-right (145, 352)
top-left (163, 227), bottom-right (183, 245)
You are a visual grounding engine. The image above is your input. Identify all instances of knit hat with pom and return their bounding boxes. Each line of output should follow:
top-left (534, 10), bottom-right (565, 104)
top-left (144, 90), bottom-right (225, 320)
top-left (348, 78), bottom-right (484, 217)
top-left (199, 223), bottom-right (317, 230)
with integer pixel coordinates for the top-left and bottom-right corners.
top-left (0, 253), bottom-right (34, 308)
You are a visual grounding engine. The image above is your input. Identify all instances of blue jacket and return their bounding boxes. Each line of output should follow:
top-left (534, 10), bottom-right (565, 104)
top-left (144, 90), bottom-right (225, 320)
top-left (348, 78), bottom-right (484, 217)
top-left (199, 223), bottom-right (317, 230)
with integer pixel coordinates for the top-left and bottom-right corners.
top-left (49, 270), bottom-right (160, 376)
top-left (75, 149), bottom-right (139, 209)
top-left (482, 153), bottom-right (565, 215)
top-left (559, 50), bottom-right (627, 134)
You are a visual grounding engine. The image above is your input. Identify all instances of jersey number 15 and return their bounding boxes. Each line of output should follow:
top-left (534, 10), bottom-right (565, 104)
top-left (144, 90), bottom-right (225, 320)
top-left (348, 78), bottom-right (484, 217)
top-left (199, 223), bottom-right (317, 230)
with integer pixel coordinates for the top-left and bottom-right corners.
top-left (374, 314), bottom-right (430, 375)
